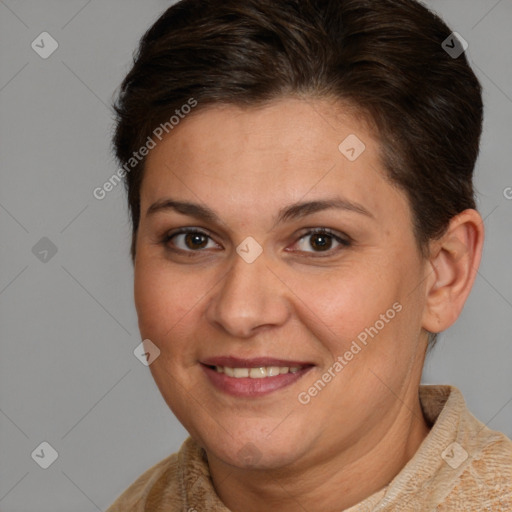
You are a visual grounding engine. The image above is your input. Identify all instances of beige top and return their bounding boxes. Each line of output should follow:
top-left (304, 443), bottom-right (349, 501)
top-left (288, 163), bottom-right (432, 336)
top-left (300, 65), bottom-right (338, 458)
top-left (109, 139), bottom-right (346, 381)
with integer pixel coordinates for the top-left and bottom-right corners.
top-left (106, 385), bottom-right (512, 511)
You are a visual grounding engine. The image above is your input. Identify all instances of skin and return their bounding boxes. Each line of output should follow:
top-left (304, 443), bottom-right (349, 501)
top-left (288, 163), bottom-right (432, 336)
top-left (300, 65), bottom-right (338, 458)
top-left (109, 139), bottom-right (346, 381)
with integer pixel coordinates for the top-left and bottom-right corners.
top-left (134, 97), bottom-right (484, 512)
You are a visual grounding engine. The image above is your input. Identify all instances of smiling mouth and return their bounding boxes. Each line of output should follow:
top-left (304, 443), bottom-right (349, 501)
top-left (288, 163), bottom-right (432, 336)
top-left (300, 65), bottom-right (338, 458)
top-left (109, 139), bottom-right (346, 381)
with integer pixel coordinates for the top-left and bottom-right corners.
top-left (207, 365), bottom-right (304, 378)
top-left (200, 359), bottom-right (314, 397)
top-left (200, 355), bottom-right (315, 396)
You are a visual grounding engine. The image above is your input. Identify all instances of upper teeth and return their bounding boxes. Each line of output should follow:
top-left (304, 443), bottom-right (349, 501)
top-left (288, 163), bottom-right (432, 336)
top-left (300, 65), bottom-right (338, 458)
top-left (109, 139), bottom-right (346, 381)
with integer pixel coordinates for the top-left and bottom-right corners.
top-left (215, 366), bottom-right (301, 378)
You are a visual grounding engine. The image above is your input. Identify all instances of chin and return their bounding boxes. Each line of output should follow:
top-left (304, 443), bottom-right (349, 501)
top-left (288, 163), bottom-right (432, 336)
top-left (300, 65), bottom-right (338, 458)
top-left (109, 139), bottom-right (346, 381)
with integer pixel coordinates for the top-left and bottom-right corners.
top-left (192, 418), bottom-right (311, 470)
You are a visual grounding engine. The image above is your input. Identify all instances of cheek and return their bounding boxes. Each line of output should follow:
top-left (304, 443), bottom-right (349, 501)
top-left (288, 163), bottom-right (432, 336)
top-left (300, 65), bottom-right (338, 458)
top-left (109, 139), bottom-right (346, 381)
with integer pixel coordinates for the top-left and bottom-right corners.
top-left (298, 263), bottom-right (421, 384)
top-left (134, 260), bottom-right (200, 347)
top-left (293, 265), bottom-right (399, 345)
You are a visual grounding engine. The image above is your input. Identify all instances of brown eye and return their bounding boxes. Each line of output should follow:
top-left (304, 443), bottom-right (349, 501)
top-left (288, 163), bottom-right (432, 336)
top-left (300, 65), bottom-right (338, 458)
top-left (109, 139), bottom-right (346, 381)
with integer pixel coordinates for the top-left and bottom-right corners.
top-left (183, 232), bottom-right (209, 249)
top-left (309, 233), bottom-right (333, 251)
top-left (294, 228), bottom-right (351, 255)
top-left (163, 229), bottom-right (217, 252)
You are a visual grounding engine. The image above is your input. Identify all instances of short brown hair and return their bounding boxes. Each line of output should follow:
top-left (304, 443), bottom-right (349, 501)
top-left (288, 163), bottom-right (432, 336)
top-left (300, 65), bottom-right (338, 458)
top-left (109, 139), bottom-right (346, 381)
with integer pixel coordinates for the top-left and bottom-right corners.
top-left (112, 0), bottom-right (483, 346)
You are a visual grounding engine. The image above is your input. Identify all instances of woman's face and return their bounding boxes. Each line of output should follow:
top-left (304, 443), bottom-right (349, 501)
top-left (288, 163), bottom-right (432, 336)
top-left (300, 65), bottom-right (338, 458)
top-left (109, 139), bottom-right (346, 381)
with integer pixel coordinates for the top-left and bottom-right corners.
top-left (134, 98), bottom-right (430, 470)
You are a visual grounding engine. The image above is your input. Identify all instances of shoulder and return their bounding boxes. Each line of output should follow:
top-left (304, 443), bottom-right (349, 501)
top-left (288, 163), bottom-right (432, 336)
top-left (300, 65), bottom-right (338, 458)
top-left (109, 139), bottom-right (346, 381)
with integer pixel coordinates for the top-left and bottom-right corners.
top-left (105, 436), bottom-right (227, 512)
top-left (422, 385), bottom-right (512, 510)
top-left (105, 450), bottom-right (182, 512)
top-left (441, 427), bottom-right (512, 510)
top-left (373, 385), bottom-right (512, 511)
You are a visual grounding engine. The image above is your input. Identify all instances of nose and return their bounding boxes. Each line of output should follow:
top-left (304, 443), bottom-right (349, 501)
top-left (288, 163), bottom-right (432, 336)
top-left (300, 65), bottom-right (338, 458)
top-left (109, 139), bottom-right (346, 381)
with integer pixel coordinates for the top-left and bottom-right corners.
top-left (205, 248), bottom-right (291, 338)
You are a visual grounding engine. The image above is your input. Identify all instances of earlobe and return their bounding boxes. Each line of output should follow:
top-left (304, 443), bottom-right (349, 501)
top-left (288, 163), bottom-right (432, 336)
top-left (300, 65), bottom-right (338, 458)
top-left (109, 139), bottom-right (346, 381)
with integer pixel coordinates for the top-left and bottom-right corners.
top-left (421, 209), bottom-right (485, 334)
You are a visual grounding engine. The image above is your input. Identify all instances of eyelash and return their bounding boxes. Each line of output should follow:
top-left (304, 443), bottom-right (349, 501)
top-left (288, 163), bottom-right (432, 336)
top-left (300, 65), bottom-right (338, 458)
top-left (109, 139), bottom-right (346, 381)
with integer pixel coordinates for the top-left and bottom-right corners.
top-left (160, 227), bottom-right (352, 257)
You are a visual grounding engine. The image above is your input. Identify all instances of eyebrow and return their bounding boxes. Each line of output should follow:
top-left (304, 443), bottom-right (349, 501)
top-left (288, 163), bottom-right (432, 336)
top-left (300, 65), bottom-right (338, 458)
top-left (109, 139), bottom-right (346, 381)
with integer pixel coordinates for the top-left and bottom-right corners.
top-left (145, 196), bottom-right (374, 227)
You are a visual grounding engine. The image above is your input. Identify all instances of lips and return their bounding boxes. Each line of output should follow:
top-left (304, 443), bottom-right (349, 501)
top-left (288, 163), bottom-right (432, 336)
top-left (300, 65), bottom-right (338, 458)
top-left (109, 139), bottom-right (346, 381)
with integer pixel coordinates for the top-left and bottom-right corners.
top-left (200, 356), bottom-right (314, 397)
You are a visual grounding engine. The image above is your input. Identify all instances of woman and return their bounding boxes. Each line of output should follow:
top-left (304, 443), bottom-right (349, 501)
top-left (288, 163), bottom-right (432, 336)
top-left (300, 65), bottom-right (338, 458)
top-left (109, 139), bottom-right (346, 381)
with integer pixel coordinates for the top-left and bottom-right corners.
top-left (106, 0), bottom-right (512, 510)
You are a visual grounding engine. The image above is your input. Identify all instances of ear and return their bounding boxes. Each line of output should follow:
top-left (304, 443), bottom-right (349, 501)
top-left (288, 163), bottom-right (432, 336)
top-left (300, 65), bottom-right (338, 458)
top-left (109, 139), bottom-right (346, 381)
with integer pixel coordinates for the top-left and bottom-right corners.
top-left (421, 209), bottom-right (485, 334)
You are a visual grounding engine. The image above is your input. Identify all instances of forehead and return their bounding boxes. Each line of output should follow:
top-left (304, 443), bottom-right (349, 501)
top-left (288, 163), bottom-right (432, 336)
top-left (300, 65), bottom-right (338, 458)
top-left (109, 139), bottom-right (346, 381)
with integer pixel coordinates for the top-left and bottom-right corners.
top-left (140, 98), bottom-right (409, 226)
top-left (146, 98), bottom-right (373, 163)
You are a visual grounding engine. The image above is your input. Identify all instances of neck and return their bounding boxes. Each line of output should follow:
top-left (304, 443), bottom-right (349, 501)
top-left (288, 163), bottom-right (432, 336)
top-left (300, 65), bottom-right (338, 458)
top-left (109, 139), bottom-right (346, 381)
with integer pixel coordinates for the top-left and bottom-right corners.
top-left (207, 388), bottom-right (431, 512)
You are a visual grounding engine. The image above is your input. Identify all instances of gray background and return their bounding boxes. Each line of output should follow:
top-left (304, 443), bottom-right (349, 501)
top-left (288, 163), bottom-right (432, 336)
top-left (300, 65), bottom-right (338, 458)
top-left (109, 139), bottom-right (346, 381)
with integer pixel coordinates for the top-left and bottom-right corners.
top-left (0, 1), bottom-right (510, 510)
